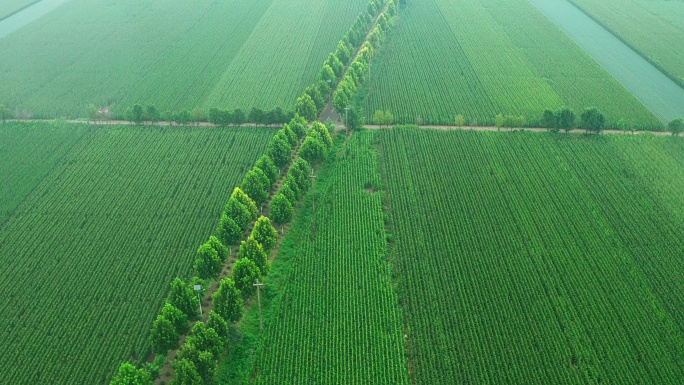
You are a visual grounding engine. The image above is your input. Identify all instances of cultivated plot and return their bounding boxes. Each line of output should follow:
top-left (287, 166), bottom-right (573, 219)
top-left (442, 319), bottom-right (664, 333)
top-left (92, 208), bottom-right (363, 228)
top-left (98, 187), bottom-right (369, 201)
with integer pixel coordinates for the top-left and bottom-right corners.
top-left (0, 123), bottom-right (273, 384)
top-left (377, 127), bottom-right (684, 384)
top-left (362, 0), bottom-right (661, 129)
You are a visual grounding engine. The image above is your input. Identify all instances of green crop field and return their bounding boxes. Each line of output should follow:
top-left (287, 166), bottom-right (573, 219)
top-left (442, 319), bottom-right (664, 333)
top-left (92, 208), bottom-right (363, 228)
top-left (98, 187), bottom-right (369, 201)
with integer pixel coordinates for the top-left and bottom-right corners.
top-left (0, 123), bottom-right (273, 384)
top-left (361, 0), bottom-right (662, 129)
top-left (0, 0), bottom-right (367, 118)
top-left (217, 134), bottom-right (410, 384)
top-left (376, 127), bottom-right (684, 383)
top-left (0, 0), bottom-right (35, 19)
top-left (571, 0), bottom-right (684, 87)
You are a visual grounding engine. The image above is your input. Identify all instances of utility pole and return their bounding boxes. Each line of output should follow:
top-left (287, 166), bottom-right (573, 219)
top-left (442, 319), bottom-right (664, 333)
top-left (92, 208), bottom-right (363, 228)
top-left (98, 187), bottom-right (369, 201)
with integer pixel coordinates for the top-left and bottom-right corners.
top-left (345, 107), bottom-right (350, 133)
top-left (253, 279), bottom-right (264, 330)
top-left (310, 170), bottom-right (316, 213)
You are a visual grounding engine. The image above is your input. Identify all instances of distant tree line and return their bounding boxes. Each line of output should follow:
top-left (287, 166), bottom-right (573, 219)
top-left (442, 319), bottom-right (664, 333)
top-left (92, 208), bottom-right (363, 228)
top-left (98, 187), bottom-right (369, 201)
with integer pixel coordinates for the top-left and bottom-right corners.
top-left (115, 103), bottom-right (296, 126)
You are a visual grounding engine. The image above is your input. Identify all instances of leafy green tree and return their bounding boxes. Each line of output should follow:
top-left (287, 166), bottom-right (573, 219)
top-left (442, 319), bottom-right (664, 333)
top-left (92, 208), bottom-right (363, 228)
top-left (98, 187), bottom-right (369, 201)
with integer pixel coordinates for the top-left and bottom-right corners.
top-left (279, 183), bottom-right (296, 206)
top-left (233, 108), bottom-right (245, 126)
top-left (241, 168), bottom-right (270, 206)
top-left (558, 108), bottom-right (576, 133)
top-left (270, 193), bottom-right (293, 226)
top-left (289, 116), bottom-right (308, 138)
top-left (305, 85), bottom-right (325, 113)
top-left (110, 362), bottom-right (153, 385)
top-left (161, 302), bottom-right (189, 335)
top-left (188, 322), bottom-right (223, 358)
top-left (207, 235), bottom-right (229, 263)
top-left (217, 214), bottom-right (241, 247)
top-left (0, 104), bottom-right (11, 123)
top-left (300, 134), bottom-right (326, 165)
top-left (581, 107), bottom-right (606, 134)
top-left (86, 104), bottom-right (99, 123)
top-left (192, 108), bottom-right (206, 125)
top-left (283, 125), bottom-right (299, 147)
top-left (295, 94), bottom-right (318, 122)
top-left (231, 187), bottom-right (258, 221)
top-left (311, 122), bottom-right (333, 148)
top-left (232, 258), bottom-right (261, 297)
top-left (291, 158), bottom-right (313, 191)
top-left (176, 342), bottom-right (215, 383)
top-left (238, 237), bottom-right (269, 275)
top-left (255, 155), bottom-right (279, 186)
top-left (168, 278), bottom-right (199, 320)
top-left (319, 64), bottom-right (337, 85)
top-left (325, 53), bottom-right (344, 78)
top-left (541, 109), bottom-right (557, 131)
top-left (248, 107), bottom-right (264, 126)
top-left (213, 278), bottom-right (243, 323)
top-left (335, 41), bottom-right (352, 64)
top-left (345, 107), bottom-right (360, 130)
top-left (146, 105), bottom-right (159, 125)
top-left (224, 197), bottom-right (251, 231)
top-left (132, 104), bottom-right (145, 124)
top-left (267, 135), bottom-right (292, 169)
top-left (283, 175), bottom-right (300, 200)
top-left (252, 216), bottom-right (278, 252)
top-left (150, 315), bottom-right (179, 354)
top-left (668, 118), bottom-right (683, 136)
top-left (170, 359), bottom-right (203, 385)
top-left (206, 310), bottom-right (229, 340)
top-left (455, 114), bottom-right (465, 127)
top-left (194, 243), bottom-right (222, 279)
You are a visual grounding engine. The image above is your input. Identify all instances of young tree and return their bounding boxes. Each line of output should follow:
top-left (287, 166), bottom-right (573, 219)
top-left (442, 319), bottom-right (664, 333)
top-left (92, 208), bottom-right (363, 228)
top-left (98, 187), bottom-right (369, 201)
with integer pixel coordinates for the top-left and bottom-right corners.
top-left (131, 104), bottom-right (144, 125)
top-left (668, 118), bottom-right (683, 136)
top-left (241, 168), bottom-right (270, 206)
top-left (541, 109), bottom-right (557, 131)
top-left (206, 310), bottom-right (229, 340)
top-left (232, 258), bottom-right (260, 297)
top-left (282, 125), bottom-right (299, 147)
top-left (248, 107), bottom-right (264, 126)
top-left (325, 53), bottom-right (344, 78)
top-left (170, 359), bottom-right (202, 385)
top-left (455, 114), bottom-right (465, 127)
top-left (175, 343), bottom-right (215, 384)
top-left (187, 322), bottom-right (223, 358)
top-left (217, 213), bottom-right (241, 247)
top-left (295, 94), bottom-right (318, 122)
top-left (581, 107), bottom-right (606, 134)
top-left (558, 108), bottom-right (576, 133)
top-left (255, 155), bottom-right (279, 186)
top-left (319, 64), bottom-right (337, 85)
top-left (86, 104), bottom-right (99, 123)
top-left (299, 134), bottom-right (326, 165)
top-left (110, 362), bottom-right (153, 385)
top-left (213, 278), bottom-right (243, 323)
top-left (150, 315), bottom-right (179, 354)
top-left (311, 122), bottom-right (333, 148)
top-left (284, 174), bottom-right (301, 199)
top-left (289, 116), bottom-right (308, 138)
top-left (161, 302), bottom-right (189, 335)
top-left (346, 107), bottom-right (360, 131)
top-left (231, 187), bottom-right (258, 221)
top-left (224, 197), bottom-right (251, 231)
top-left (207, 235), bottom-right (229, 263)
top-left (335, 40), bottom-right (352, 65)
top-left (267, 135), bottom-right (292, 169)
top-left (252, 216), bottom-right (278, 252)
top-left (194, 243), bottom-right (222, 279)
top-left (305, 85), bottom-right (325, 113)
top-left (238, 237), bottom-right (268, 275)
top-left (168, 278), bottom-right (199, 320)
top-left (292, 158), bottom-right (312, 190)
top-left (233, 108), bottom-right (245, 126)
top-left (192, 108), bottom-right (206, 125)
top-left (269, 193), bottom-right (293, 226)
top-left (279, 183), bottom-right (296, 206)
top-left (146, 105), bottom-right (159, 125)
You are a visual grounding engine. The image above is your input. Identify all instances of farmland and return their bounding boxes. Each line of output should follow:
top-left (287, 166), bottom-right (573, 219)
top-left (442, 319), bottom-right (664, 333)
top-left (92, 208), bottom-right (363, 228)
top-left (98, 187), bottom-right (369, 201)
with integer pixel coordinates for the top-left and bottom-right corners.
top-left (361, 0), bottom-right (662, 129)
top-left (0, 123), bottom-right (273, 384)
top-left (216, 134), bottom-right (410, 384)
top-left (571, 0), bottom-right (684, 87)
top-left (376, 127), bottom-right (684, 384)
top-left (0, 0), bottom-right (367, 118)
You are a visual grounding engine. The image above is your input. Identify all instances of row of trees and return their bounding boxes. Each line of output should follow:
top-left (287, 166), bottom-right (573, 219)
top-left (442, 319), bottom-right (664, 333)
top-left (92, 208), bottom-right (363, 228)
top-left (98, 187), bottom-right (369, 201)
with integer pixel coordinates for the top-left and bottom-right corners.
top-left (540, 107), bottom-right (606, 134)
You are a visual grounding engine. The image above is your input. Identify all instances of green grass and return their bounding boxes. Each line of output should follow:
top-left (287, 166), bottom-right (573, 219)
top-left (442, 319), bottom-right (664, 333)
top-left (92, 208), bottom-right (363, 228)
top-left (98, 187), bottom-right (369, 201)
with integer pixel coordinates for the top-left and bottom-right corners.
top-left (376, 127), bottom-right (684, 384)
top-left (0, 0), bottom-right (36, 19)
top-left (216, 133), bottom-right (410, 384)
top-left (361, 0), bottom-right (662, 129)
top-left (0, 0), bottom-right (367, 118)
top-left (0, 123), bottom-right (273, 384)
top-left (571, 0), bottom-right (684, 87)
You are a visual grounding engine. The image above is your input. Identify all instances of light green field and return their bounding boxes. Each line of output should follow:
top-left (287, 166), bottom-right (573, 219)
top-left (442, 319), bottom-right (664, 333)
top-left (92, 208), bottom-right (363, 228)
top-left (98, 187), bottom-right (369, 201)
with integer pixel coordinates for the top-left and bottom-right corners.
top-left (361, 0), bottom-right (662, 129)
top-left (377, 127), bottom-right (684, 383)
top-left (0, 0), bottom-right (366, 118)
top-left (0, 0), bottom-right (36, 19)
top-left (217, 134), bottom-right (410, 384)
top-left (571, 0), bottom-right (684, 87)
top-left (0, 123), bottom-right (273, 384)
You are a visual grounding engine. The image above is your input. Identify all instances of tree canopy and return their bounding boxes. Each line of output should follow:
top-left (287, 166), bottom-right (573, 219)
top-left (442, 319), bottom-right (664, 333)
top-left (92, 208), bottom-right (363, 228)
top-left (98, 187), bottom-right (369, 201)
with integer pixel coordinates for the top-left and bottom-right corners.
top-left (232, 257), bottom-right (261, 297)
top-left (238, 237), bottom-right (269, 275)
top-left (252, 216), bottom-right (278, 252)
top-left (581, 107), bottom-right (606, 134)
top-left (668, 118), bottom-right (683, 136)
top-left (270, 193), bottom-right (293, 225)
top-left (213, 278), bottom-right (243, 323)
top-left (109, 363), bottom-right (153, 385)
top-left (168, 278), bottom-right (199, 320)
